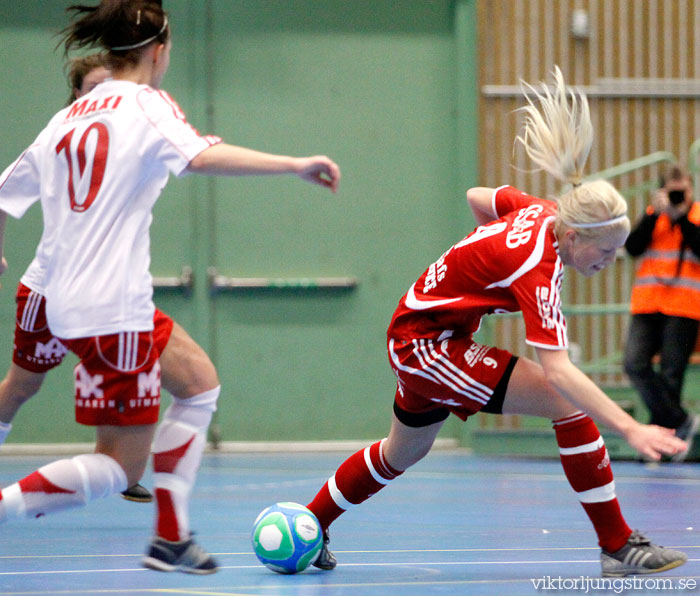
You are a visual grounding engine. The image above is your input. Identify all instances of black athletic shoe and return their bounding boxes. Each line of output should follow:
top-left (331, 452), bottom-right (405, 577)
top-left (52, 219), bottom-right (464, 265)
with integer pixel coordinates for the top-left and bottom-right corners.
top-left (142, 535), bottom-right (218, 574)
top-left (312, 530), bottom-right (337, 570)
top-left (120, 483), bottom-right (153, 503)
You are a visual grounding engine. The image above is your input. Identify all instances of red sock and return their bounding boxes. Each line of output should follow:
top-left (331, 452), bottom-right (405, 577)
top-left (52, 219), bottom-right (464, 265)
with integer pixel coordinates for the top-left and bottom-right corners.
top-left (307, 439), bottom-right (402, 530)
top-left (553, 412), bottom-right (632, 552)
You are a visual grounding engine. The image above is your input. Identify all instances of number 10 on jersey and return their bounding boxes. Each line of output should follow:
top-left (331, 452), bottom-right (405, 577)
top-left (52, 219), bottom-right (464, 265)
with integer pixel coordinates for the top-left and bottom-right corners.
top-left (55, 122), bottom-right (109, 213)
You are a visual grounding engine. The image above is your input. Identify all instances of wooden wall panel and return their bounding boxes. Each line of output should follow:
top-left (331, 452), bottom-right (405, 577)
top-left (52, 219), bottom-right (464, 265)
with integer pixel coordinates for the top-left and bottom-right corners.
top-left (476, 0), bottom-right (700, 390)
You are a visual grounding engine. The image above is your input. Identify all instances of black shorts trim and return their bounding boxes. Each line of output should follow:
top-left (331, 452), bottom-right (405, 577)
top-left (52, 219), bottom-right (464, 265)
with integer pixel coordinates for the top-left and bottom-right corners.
top-left (393, 400), bottom-right (450, 428)
top-left (479, 355), bottom-right (518, 415)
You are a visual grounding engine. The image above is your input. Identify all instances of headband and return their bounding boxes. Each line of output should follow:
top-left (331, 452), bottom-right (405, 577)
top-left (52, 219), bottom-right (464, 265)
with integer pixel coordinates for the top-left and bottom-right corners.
top-left (111, 15), bottom-right (168, 51)
top-left (567, 214), bottom-right (628, 228)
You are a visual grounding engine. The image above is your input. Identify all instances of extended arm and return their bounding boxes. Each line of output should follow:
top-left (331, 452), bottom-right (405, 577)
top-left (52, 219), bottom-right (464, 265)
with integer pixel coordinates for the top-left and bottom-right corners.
top-left (466, 187), bottom-right (497, 226)
top-left (186, 143), bottom-right (340, 193)
top-left (536, 347), bottom-right (685, 460)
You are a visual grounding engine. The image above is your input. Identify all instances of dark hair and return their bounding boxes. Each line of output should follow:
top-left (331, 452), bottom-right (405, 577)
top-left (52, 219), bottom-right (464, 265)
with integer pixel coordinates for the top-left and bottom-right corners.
top-left (65, 53), bottom-right (108, 106)
top-left (658, 164), bottom-right (687, 189)
top-left (61, 0), bottom-right (169, 68)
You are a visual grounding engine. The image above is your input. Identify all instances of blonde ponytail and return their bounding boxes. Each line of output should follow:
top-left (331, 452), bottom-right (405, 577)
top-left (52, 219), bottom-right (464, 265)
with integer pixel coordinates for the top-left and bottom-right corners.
top-left (515, 66), bottom-right (592, 187)
top-left (515, 66), bottom-right (629, 237)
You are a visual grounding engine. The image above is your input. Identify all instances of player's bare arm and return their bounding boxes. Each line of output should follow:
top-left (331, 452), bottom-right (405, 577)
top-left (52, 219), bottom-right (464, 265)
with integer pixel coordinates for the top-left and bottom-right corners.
top-left (186, 144), bottom-right (340, 192)
top-left (536, 347), bottom-right (686, 460)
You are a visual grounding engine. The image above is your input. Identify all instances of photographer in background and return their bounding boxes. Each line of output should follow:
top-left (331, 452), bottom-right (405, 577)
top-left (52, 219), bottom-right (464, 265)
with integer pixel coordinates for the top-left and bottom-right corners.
top-left (624, 164), bottom-right (700, 462)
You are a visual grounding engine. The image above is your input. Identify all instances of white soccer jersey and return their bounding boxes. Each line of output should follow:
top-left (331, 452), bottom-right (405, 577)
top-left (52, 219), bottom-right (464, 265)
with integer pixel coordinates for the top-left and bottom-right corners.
top-left (19, 257), bottom-right (44, 294)
top-left (0, 79), bottom-right (220, 338)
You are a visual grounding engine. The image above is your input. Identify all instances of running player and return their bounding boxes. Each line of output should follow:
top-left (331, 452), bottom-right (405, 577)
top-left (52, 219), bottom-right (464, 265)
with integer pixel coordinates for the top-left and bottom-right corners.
top-left (0, 0), bottom-right (340, 575)
top-left (0, 53), bottom-right (151, 504)
top-left (305, 67), bottom-right (687, 578)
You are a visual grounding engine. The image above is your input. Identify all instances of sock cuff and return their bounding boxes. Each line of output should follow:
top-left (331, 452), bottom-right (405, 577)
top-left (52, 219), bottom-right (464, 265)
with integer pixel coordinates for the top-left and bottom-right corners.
top-left (368, 439), bottom-right (403, 481)
top-left (552, 413), bottom-right (602, 449)
top-left (173, 385), bottom-right (220, 413)
top-left (552, 411), bottom-right (588, 428)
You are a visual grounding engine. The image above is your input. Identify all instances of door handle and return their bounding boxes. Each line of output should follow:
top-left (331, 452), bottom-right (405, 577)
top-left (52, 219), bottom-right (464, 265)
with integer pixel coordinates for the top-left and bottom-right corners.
top-left (152, 266), bottom-right (194, 297)
top-left (207, 267), bottom-right (357, 294)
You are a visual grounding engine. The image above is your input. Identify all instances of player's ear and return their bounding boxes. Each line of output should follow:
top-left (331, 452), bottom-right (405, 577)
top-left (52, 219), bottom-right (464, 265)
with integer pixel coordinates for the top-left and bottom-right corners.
top-left (152, 43), bottom-right (165, 64)
top-left (560, 227), bottom-right (578, 255)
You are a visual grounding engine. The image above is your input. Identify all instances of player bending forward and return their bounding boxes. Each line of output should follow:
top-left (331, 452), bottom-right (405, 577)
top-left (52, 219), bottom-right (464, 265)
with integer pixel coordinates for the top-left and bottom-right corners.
top-left (304, 67), bottom-right (687, 578)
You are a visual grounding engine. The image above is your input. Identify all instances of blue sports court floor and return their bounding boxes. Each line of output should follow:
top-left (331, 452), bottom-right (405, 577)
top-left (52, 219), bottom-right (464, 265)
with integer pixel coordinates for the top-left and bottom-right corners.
top-left (0, 450), bottom-right (698, 596)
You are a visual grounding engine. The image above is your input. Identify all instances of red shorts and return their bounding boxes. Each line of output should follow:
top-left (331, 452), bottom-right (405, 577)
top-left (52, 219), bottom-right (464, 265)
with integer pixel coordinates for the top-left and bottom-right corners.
top-left (13, 283), bottom-right (68, 373)
top-left (60, 310), bottom-right (174, 427)
top-left (388, 333), bottom-right (514, 421)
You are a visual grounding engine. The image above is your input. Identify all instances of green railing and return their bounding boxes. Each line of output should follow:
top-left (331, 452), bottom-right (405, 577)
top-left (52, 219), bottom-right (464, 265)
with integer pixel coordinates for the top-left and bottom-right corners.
top-left (584, 150), bottom-right (676, 182)
top-left (688, 138), bottom-right (700, 188)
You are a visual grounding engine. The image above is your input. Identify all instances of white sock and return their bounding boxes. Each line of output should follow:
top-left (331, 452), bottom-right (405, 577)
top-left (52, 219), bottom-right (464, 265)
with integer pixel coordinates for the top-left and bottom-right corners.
top-left (0, 453), bottom-right (127, 522)
top-left (152, 386), bottom-right (219, 541)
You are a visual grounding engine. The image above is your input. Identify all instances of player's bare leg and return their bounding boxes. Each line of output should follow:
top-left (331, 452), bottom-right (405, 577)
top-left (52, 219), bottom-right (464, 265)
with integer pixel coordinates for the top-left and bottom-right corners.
top-left (0, 364), bottom-right (46, 431)
top-left (160, 321), bottom-right (219, 399)
top-left (95, 424), bottom-right (156, 488)
top-left (382, 413), bottom-right (446, 471)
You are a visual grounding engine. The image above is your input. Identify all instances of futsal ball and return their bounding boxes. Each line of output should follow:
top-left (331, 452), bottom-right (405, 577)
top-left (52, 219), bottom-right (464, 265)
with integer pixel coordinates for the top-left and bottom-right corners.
top-left (251, 502), bottom-right (323, 574)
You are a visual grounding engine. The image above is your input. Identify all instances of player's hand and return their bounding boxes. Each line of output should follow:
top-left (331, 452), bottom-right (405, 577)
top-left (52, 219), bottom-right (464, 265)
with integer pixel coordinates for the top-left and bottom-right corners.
top-left (625, 422), bottom-right (687, 461)
top-left (295, 156), bottom-right (341, 193)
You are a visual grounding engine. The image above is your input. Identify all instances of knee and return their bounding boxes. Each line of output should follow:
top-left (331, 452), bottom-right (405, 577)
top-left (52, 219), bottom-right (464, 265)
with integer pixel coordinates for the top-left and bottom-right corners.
top-left (187, 357), bottom-right (219, 395)
top-left (623, 356), bottom-right (650, 379)
top-left (162, 352), bottom-right (219, 398)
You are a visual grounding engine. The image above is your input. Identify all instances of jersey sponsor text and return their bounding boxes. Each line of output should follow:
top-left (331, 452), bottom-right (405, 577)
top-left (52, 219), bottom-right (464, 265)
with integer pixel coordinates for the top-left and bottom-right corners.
top-left (65, 96), bottom-right (123, 121)
top-left (507, 204), bottom-right (544, 248)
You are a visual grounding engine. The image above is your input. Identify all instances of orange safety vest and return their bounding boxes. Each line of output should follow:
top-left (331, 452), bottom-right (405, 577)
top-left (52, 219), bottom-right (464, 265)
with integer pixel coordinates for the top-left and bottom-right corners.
top-left (629, 202), bottom-right (700, 319)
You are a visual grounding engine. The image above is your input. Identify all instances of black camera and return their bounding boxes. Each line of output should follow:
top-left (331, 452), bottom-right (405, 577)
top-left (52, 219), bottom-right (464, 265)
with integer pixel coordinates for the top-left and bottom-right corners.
top-left (668, 189), bottom-right (686, 205)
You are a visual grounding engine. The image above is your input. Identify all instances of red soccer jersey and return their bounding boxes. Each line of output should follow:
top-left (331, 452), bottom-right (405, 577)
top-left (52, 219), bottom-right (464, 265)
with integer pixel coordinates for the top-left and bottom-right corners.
top-left (388, 185), bottom-right (567, 350)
